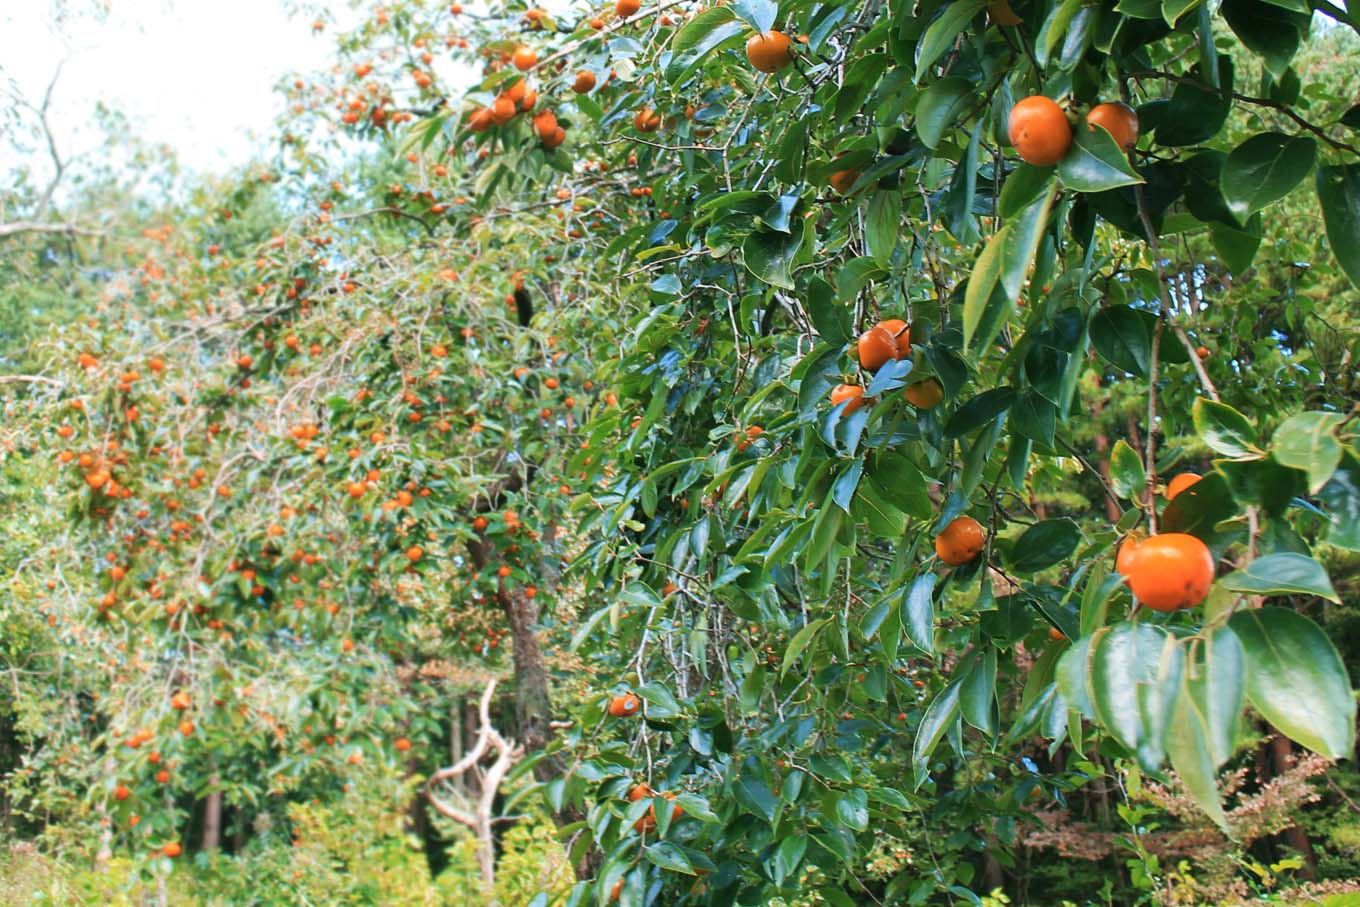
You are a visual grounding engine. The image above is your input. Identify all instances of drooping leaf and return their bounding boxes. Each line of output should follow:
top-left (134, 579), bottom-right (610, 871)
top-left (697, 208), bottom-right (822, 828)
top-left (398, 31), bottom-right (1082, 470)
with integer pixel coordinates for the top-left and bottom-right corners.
top-left (1229, 608), bottom-right (1356, 758)
top-left (1316, 164), bottom-right (1360, 289)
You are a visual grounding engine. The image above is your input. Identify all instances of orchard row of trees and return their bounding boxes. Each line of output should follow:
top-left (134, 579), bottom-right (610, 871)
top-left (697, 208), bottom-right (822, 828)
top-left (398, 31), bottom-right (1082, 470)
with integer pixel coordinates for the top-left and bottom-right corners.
top-left (3, 0), bottom-right (1360, 905)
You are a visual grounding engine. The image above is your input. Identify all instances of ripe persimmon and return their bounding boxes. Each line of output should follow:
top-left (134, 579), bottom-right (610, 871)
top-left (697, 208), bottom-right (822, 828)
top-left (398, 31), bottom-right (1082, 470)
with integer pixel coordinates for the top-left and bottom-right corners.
top-left (616, 0), bottom-right (640, 16)
top-left (512, 45), bottom-right (538, 70)
top-left (395, 737), bottom-right (412, 752)
top-left (1007, 96), bottom-right (1072, 166)
top-left (1086, 101), bottom-right (1139, 151)
top-left (607, 692), bottom-right (642, 717)
top-left (633, 108), bottom-right (661, 132)
top-left (935, 516), bottom-right (984, 565)
top-left (573, 70), bottom-right (597, 93)
top-left (163, 842), bottom-right (181, 858)
top-left (1119, 532), bottom-right (1214, 611)
top-left (856, 326), bottom-right (899, 372)
top-left (1165, 472), bottom-right (1201, 501)
top-left (828, 167), bottom-right (861, 195)
top-left (829, 383), bottom-right (866, 415)
top-left (905, 379), bottom-right (944, 410)
top-left (745, 31), bottom-right (792, 73)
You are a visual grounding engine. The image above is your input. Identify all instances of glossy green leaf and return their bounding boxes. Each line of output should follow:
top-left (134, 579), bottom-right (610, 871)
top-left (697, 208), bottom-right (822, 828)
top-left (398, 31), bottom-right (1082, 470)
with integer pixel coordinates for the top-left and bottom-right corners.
top-left (1229, 608), bottom-right (1356, 758)
top-left (1220, 133), bottom-right (1317, 222)
top-left (1218, 552), bottom-right (1339, 602)
top-left (1317, 164), bottom-right (1360, 289)
top-left (1089, 622), bottom-right (1183, 771)
top-left (742, 227), bottom-right (804, 290)
top-left (915, 0), bottom-right (989, 81)
top-left (1057, 120), bottom-right (1145, 193)
top-left (1109, 440), bottom-right (1145, 500)
top-left (1271, 410), bottom-right (1346, 493)
top-left (912, 678), bottom-right (962, 787)
top-left (1318, 453), bottom-right (1360, 551)
top-left (902, 571), bottom-right (937, 654)
top-left (963, 186), bottom-right (1056, 352)
top-left (1008, 520), bottom-right (1080, 573)
top-left (1193, 398), bottom-right (1260, 459)
top-left (915, 77), bottom-right (973, 150)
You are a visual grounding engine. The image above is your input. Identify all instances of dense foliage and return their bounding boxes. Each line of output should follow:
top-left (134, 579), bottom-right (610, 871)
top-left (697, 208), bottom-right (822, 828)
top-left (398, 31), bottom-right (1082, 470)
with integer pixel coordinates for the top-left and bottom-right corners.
top-left (3, 0), bottom-right (1360, 905)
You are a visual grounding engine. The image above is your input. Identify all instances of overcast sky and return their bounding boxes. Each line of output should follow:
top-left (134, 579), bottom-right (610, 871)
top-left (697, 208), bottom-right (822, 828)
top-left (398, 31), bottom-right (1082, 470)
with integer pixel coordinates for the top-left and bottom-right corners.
top-left (1, 0), bottom-right (335, 175)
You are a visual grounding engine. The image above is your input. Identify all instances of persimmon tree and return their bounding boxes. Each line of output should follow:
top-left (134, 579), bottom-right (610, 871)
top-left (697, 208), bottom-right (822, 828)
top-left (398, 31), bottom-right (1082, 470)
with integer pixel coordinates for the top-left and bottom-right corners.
top-left (3, 0), bottom-right (1360, 904)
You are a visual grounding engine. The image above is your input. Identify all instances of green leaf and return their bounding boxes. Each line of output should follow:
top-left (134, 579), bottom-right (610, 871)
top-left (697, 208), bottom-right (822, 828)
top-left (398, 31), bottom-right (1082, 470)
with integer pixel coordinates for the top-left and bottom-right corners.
top-left (866, 189), bottom-right (901, 267)
top-left (915, 77), bottom-right (973, 150)
top-left (1090, 306), bottom-right (1152, 376)
top-left (734, 773), bottom-right (778, 822)
top-left (1188, 625), bottom-right (1246, 768)
top-left (963, 186), bottom-right (1057, 352)
top-left (1036, 0), bottom-right (1083, 68)
top-left (729, 0), bottom-right (776, 33)
top-left (1271, 411), bottom-right (1346, 493)
top-left (1193, 398), bottom-right (1260, 459)
top-left (915, 0), bottom-right (989, 81)
top-left (1089, 623), bottom-right (1183, 771)
top-left (834, 789), bottom-right (869, 831)
top-left (1229, 608), bottom-right (1357, 758)
top-left (1057, 118), bottom-right (1145, 193)
top-left (944, 387), bottom-right (1017, 436)
top-left (1221, 0), bottom-right (1308, 78)
top-left (742, 227), bottom-right (804, 289)
top-left (1008, 520), bottom-right (1080, 573)
top-left (960, 648), bottom-right (998, 736)
top-left (781, 618), bottom-right (830, 678)
top-left (1317, 164), bottom-right (1360, 290)
top-left (1318, 453), bottom-right (1360, 551)
top-left (1219, 553), bottom-right (1339, 603)
top-left (998, 164), bottom-right (1057, 220)
top-left (1164, 665), bottom-right (1230, 831)
top-left (1220, 133), bottom-right (1317, 222)
top-left (902, 572), bottom-right (936, 654)
top-left (806, 277), bottom-right (852, 343)
top-left (666, 13), bottom-right (746, 85)
top-left (772, 835), bottom-right (807, 885)
top-left (1161, 471), bottom-right (1238, 536)
top-left (637, 682), bottom-right (684, 719)
top-left (912, 678), bottom-right (962, 787)
top-left (646, 842), bottom-right (697, 875)
top-left (1110, 440), bottom-right (1146, 500)
top-left (1209, 214), bottom-right (1263, 274)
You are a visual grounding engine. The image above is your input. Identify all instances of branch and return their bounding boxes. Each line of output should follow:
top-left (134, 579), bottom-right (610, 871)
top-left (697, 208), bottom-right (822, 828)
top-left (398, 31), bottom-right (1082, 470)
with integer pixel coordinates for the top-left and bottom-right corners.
top-left (0, 374), bottom-right (64, 387)
top-left (0, 221), bottom-right (104, 239)
top-left (1131, 70), bottom-right (1360, 157)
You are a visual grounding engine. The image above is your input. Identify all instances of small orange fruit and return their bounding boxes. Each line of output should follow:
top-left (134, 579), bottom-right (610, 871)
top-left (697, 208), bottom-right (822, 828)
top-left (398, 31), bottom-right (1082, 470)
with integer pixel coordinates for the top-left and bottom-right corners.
top-left (829, 384), bottom-right (867, 415)
top-left (163, 842), bottom-right (182, 858)
top-left (512, 45), bottom-right (538, 70)
top-left (616, 0), bottom-right (640, 15)
top-left (607, 692), bottom-right (642, 717)
top-left (856, 326), bottom-right (899, 373)
top-left (935, 516), bottom-right (985, 565)
top-left (829, 167), bottom-right (861, 195)
top-left (1165, 472), bottom-right (1202, 501)
top-left (745, 30), bottom-right (792, 73)
top-left (573, 70), bottom-right (596, 93)
top-left (1008, 96), bottom-right (1072, 166)
top-left (1086, 101), bottom-right (1139, 151)
top-left (1120, 532), bottom-right (1214, 611)
top-left (905, 379), bottom-right (944, 410)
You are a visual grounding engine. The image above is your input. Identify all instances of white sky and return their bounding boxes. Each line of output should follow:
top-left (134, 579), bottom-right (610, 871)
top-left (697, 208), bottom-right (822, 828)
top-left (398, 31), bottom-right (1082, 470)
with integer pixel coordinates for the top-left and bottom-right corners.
top-left (1, 0), bottom-right (335, 175)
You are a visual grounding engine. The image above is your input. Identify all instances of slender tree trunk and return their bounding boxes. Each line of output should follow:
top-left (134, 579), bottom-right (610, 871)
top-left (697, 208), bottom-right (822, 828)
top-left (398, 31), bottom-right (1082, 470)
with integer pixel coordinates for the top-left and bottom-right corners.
top-left (201, 779), bottom-right (222, 851)
top-left (1269, 733), bottom-right (1318, 878)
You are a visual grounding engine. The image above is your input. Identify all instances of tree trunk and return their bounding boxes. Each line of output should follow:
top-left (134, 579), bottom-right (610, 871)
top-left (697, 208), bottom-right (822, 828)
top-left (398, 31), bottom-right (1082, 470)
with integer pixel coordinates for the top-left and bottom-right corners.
top-left (201, 780), bottom-right (222, 851)
top-left (1269, 733), bottom-right (1318, 878)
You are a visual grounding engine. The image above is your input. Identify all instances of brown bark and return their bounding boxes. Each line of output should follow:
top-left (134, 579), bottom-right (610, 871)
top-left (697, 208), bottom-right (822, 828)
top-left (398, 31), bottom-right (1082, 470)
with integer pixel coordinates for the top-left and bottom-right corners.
top-left (201, 784), bottom-right (222, 851)
top-left (1269, 734), bottom-right (1318, 878)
